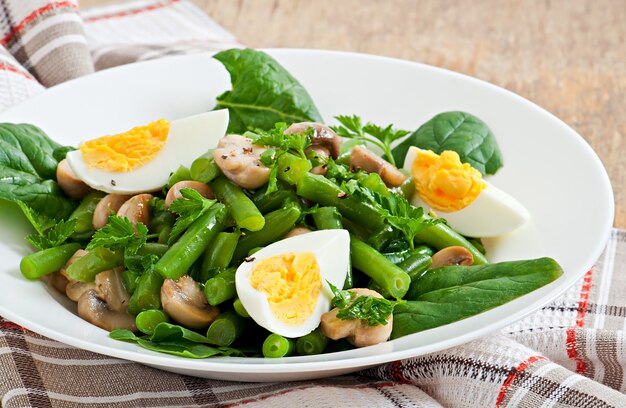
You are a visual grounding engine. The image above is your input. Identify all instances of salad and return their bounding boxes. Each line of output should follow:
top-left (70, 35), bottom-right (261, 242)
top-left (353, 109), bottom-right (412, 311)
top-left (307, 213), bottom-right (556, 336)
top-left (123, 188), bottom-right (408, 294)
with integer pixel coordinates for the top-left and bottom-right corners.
top-left (3, 49), bottom-right (562, 359)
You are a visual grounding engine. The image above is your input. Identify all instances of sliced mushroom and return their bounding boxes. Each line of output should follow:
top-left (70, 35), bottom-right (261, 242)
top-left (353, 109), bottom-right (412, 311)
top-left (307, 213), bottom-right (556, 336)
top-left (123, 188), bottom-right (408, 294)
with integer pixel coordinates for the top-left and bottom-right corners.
top-left (320, 288), bottom-right (393, 348)
top-left (59, 249), bottom-right (96, 301)
top-left (213, 135), bottom-right (271, 189)
top-left (93, 194), bottom-right (131, 229)
top-left (284, 122), bottom-right (342, 159)
top-left (283, 226), bottom-right (312, 239)
top-left (56, 159), bottom-right (92, 199)
top-left (431, 246), bottom-right (474, 269)
top-left (94, 268), bottom-right (129, 313)
top-left (349, 145), bottom-right (407, 187)
top-left (117, 193), bottom-right (153, 227)
top-left (161, 276), bottom-right (220, 329)
top-left (165, 180), bottom-right (215, 209)
top-left (41, 272), bottom-right (69, 294)
top-left (78, 290), bottom-right (136, 332)
top-left (306, 145), bottom-right (330, 175)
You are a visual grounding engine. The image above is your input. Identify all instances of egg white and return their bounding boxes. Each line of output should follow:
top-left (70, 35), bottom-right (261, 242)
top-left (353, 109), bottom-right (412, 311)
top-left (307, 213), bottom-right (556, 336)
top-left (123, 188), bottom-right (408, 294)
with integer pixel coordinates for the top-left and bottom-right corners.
top-left (66, 109), bottom-right (229, 194)
top-left (404, 146), bottom-right (530, 238)
top-left (235, 229), bottom-right (350, 338)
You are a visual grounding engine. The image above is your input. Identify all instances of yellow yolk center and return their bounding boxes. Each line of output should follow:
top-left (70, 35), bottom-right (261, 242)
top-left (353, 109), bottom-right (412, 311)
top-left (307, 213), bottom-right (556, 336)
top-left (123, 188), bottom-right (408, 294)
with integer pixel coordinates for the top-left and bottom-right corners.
top-left (79, 119), bottom-right (169, 172)
top-left (411, 149), bottom-right (485, 212)
top-left (249, 253), bottom-right (322, 326)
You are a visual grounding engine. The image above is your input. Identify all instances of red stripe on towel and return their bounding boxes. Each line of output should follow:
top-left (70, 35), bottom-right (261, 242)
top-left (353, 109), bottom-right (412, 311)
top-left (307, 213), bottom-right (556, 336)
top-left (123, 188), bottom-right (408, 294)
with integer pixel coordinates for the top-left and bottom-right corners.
top-left (496, 355), bottom-right (547, 407)
top-left (83, 0), bottom-right (180, 23)
top-left (1, 1), bottom-right (78, 45)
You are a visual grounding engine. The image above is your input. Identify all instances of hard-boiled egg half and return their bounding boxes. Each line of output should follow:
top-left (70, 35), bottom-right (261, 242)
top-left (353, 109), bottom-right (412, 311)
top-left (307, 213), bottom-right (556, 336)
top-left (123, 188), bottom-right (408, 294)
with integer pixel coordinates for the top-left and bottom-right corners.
top-left (235, 230), bottom-right (350, 338)
top-left (66, 109), bottom-right (229, 194)
top-left (404, 147), bottom-right (529, 237)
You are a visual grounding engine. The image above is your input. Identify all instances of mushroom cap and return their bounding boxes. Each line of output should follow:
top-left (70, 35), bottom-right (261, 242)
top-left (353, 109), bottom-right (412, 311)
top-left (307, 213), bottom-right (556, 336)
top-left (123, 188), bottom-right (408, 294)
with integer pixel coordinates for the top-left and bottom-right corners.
top-left (213, 134), bottom-right (271, 189)
top-left (431, 246), bottom-right (474, 269)
top-left (284, 122), bottom-right (342, 159)
top-left (77, 289), bottom-right (136, 332)
top-left (165, 180), bottom-right (215, 209)
top-left (161, 276), bottom-right (220, 329)
top-left (117, 193), bottom-right (153, 227)
top-left (94, 268), bottom-right (129, 313)
top-left (93, 194), bottom-right (131, 229)
top-left (349, 145), bottom-right (406, 187)
top-left (56, 158), bottom-right (92, 199)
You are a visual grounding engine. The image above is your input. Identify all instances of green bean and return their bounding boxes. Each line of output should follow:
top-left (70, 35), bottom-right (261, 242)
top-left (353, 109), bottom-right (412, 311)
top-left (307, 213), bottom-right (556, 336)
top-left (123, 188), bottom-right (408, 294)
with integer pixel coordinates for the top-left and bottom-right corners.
top-left (262, 334), bottom-right (296, 358)
top-left (310, 207), bottom-right (353, 289)
top-left (232, 206), bottom-right (301, 261)
top-left (122, 269), bottom-right (141, 294)
top-left (204, 267), bottom-right (236, 306)
top-left (20, 243), bottom-right (81, 280)
top-left (296, 329), bottom-right (328, 355)
top-left (251, 187), bottom-right (297, 214)
top-left (393, 174), bottom-right (415, 199)
top-left (233, 298), bottom-right (250, 318)
top-left (190, 150), bottom-right (221, 183)
top-left (211, 177), bottom-right (265, 231)
top-left (358, 172), bottom-right (388, 197)
top-left (136, 309), bottom-right (169, 335)
top-left (157, 225), bottom-right (172, 245)
top-left (276, 152), bottom-right (312, 185)
top-left (399, 253), bottom-right (433, 282)
top-left (65, 247), bottom-right (123, 282)
top-left (137, 243), bottom-right (169, 257)
top-left (149, 209), bottom-right (176, 242)
top-left (311, 206), bottom-right (343, 230)
top-left (296, 172), bottom-right (384, 229)
top-left (350, 236), bottom-right (410, 299)
top-left (154, 204), bottom-right (229, 280)
top-left (368, 224), bottom-right (397, 252)
top-left (206, 309), bottom-right (247, 346)
top-left (127, 269), bottom-right (164, 315)
top-left (166, 165), bottom-right (191, 188)
top-left (414, 223), bottom-right (488, 265)
top-left (68, 191), bottom-right (105, 237)
top-left (341, 218), bottom-right (370, 242)
top-left (200, 232), bottom-right (239, 281)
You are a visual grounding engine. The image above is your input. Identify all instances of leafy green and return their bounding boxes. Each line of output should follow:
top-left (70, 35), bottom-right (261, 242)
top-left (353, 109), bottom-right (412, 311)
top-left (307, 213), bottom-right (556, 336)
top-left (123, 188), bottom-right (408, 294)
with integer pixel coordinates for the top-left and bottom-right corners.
top-left (391, 111), bottom-right (503, 175)
top-left (392, 257), bottom-right (563, 338)
top-left (332, 115), bottom-right (409, 166)
top-left (86, 215), bottom-right (147, 255)
top-left (110, 322), bottom-right (245, 359)
top-left (168, 188), bottom-right (216, 244)
top-left (328, 282), bottom-right (397, 326)
top-left (0, 123), bottom-right (77, 219)
top-left (18, 202), bottom-right (76, 250)
top-left (214, 48), bottom-right (323, 133)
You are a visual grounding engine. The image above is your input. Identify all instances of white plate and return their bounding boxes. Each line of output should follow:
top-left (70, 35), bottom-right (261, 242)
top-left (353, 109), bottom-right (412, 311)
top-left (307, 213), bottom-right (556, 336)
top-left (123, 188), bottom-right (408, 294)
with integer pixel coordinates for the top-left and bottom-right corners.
top-left (0, 49), bottom-right (614, 381)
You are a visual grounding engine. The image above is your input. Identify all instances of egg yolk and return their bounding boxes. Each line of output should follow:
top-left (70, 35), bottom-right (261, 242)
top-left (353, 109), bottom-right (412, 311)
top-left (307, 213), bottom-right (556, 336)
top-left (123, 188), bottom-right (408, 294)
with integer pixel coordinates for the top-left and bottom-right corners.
top-left (249, 253), bottom-right (322, 326)
top-left (411, 149), bottom-right (485, 212)
top-left (79, 119), bottom-right (169, 172)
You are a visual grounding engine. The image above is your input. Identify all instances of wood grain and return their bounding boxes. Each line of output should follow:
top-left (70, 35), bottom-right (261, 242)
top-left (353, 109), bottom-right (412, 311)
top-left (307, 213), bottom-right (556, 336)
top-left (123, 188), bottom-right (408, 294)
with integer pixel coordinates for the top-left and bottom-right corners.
top-left (82, 0), bottom-right (625, 227)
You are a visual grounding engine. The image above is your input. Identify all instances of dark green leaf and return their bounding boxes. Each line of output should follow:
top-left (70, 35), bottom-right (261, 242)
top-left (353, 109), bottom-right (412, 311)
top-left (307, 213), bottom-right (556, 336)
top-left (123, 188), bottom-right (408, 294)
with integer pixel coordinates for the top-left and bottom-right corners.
top-left (391, 111), bottom-right (503, 175)
top-left (213, 48), bottom-right (323, 133)
top-left (0, 123), bottom-right (77, 220)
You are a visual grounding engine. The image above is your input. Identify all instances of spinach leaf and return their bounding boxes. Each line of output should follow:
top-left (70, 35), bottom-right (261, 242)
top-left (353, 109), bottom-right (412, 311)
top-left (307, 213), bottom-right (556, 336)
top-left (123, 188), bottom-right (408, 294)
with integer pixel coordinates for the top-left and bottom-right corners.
top-left (0, 123), bottom-right (76, 220)
top-left (214, 48), bottom-right (323, 133)
top-left (110, 323), bottom-right (245, 359)
top-left (392, 257), bottom-right (562, 338)
top-left (391, 111), bottom-right (503, 175)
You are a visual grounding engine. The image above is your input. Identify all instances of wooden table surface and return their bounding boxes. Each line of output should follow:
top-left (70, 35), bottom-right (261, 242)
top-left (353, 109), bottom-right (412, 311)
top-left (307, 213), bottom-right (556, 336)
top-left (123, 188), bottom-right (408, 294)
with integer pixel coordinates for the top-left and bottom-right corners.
top-left (82, 0), bottom-right (625, 228)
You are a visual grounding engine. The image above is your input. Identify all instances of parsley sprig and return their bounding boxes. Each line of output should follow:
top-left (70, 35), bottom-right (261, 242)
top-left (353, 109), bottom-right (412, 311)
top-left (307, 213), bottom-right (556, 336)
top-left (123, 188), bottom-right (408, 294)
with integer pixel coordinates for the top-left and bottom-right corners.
top-left (168, 188), bottom-right (216, 244)
top-left (18, 202), bottom-right (76, 250)
top-left (328, 282), bottom-right (397, 326)
top-left (331, 115), bottom-right (409, 167)
top-left (87, 215), bottom-right (147, 255)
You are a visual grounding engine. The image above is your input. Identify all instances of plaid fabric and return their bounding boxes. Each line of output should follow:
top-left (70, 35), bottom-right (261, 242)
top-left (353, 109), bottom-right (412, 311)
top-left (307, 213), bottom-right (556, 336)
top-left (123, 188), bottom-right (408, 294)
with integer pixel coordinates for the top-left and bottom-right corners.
top-left (0, 1), bottom-right (624, 407)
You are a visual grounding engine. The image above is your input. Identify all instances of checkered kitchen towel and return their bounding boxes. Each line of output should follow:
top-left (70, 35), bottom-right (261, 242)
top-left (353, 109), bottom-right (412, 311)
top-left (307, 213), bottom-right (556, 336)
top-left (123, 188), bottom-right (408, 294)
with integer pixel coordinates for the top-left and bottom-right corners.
top-left (0, 1), bottom-right (624, 407)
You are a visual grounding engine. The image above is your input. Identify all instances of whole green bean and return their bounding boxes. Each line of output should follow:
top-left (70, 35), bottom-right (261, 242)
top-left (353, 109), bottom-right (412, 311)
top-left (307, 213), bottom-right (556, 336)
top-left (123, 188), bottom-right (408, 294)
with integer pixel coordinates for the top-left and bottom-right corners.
top-left (204, 267), bottom-right (236, 306)
top-left (296, 329), bottom-right (328, 355)
top-left (398, 253), bottom-right (432, 282)
top-left (350, 236), bottom-right (410, 299)
top-left (393, 174), bottom-right (415, 200)
top-left (20, 243), bottom-right (81, 280)
top-left (65, 247), bottom-right (123, 282)
top-left (136, 309), bottom-right (169, 335)
top-left (262, 334), bottom-right (296, 358)
top-left (311, 206), bottom-right (343, 230)
top-left (68, 191), bottom-right (105, 237)
top-left (368, 224), bottom-right (397, 252)
top-left (251, 187), bottom-right (297, 214)
top-left (341, 218), bottom-right (370, 242)
top-left (296, 172), bottom-right (384, 229)
top-left (166, 165), bottom-right (191, 188)
top-left (232, 206), bottom-right (301, 261)
top-left (414, 223), bottom-right (488, 265)
top-left (190, 150), bottom-right (221, 183)
top-left (233, 298), bottom-right (250, 318)
top-left (206, 309), bottom-right (247, 346)
top-left (200, 232), bottom-right (239, 280)
top-left (276, 152), bottom-right (312, 185)
top-left (128, 269), bottom-right (164, 315)
top-left (154, 204), bottom-right (229, 280)
top-left (211, 177), bottom-right (265, 231)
